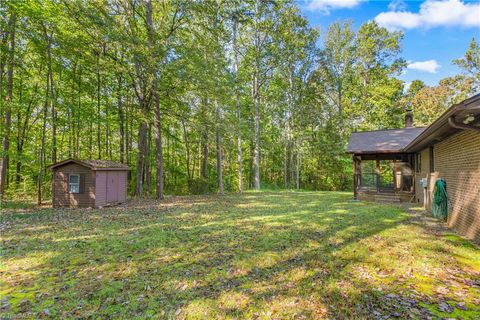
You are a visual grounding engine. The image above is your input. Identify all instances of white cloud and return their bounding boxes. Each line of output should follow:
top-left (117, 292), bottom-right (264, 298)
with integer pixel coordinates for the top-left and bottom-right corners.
top-left (375, 0), bottom-right (480, 30)
top-left (376, 11), bottom-right (421, 29)
top-left (407, 60), bottom-right (441, 73)
top-left (388, 0), bottom-right (407, 11)
top-left (307, 0), bottom-right (363, 14)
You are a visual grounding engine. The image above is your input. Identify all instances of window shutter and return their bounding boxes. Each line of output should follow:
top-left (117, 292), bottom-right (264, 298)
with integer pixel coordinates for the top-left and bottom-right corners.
top-left (80, 173), bottom-right (85, 193)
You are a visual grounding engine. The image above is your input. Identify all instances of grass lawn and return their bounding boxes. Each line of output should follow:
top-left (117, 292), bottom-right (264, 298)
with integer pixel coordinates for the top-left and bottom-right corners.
top-left (1, 191), bottom-right (479, 319)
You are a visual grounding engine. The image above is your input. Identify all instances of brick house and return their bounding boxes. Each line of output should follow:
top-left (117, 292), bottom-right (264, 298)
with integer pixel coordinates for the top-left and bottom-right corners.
top-left (50, 159), bottom-right (130, 208)
top-left (347, 94), bottom-right (480, 241)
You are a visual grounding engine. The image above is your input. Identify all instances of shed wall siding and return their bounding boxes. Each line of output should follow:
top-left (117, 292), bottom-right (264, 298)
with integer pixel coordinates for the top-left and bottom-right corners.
top-left (53, 163), bottom-right (95, 207)
top-left (118, 171), bottom-right (127, 202)
top-left (432, 130), bottom-right (480, 242)
top-left (95, 170), bottom-right (128, 206)
top-left (95, 171), bottom-right (107, 207)
top-left (106, 171), bottom-right (119, 203)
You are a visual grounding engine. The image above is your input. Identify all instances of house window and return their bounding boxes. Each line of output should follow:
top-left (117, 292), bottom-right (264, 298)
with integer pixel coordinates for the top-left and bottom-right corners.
top-left (69, 174), bottom-right (80, 193)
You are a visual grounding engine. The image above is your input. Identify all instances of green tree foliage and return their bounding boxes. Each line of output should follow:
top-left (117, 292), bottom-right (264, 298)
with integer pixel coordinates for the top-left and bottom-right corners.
top-left (309, 21), bottom-right (405, 190)
top-left (0, 0), bottom-right (476, 201)
top-left (406, 38), bottom-right (479, 126)
top-left (411, 76), bottom-right (475, 126)
top-left (454, 38), bottom-right (480, 91)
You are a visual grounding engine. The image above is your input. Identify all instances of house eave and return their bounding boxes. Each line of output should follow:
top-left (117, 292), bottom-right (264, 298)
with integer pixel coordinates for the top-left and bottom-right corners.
top-left (92, 167), bottom-right (131, 171)
top-left (347, 150), bottom-right (407, 155)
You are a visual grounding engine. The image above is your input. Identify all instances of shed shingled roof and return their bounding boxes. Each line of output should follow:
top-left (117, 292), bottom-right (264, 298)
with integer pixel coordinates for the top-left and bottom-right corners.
top-left (347, 127), bottom-right (426, 154)
top-left (49, 159), bottom-right (130, 170)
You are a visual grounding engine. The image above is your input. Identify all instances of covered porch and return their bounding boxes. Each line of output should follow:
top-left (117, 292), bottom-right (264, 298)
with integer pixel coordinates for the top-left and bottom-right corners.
top-left (352, 153), bottom-right (416, 202)
top-left (346, 118), bottom-right (425, 203)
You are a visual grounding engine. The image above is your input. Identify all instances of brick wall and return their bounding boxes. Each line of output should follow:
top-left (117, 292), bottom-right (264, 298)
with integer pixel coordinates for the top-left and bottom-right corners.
top-left (434, 130), bottom-right (480, 242)
top-left (416, 130), bottom-right (480, 242)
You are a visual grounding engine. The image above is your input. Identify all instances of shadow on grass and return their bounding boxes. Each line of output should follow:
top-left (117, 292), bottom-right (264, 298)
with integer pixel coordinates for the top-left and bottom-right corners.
top-left (1, 192), bottom-right (479, 318)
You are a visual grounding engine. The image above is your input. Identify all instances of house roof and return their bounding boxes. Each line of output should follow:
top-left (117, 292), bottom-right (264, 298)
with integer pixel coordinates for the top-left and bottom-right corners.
top-left (347, 127), bottom-right (426, 154)
top-left (49, 159), bottom-right (130, 171)
top-left (347, 93), bottom-right (480, 155)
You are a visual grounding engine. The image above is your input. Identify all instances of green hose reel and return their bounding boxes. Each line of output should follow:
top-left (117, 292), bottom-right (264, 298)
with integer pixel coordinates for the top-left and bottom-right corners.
top-left (432, 179), bottom-right (449, 221)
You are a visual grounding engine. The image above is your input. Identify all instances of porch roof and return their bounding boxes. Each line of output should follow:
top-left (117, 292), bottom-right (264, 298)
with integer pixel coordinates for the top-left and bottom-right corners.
top-left (347, 127), bottom-right (425, 154)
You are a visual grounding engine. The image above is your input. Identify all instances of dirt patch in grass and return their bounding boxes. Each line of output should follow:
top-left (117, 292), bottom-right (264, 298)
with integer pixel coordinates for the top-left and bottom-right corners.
top-left (1, 191), bottom-right (479, 319)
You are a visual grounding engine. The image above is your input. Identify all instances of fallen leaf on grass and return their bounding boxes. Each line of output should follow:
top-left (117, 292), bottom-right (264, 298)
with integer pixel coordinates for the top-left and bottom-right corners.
top-left (456, 302), bottom-right (467, 310)
top-left (438, 302), bottom-right (453, 313)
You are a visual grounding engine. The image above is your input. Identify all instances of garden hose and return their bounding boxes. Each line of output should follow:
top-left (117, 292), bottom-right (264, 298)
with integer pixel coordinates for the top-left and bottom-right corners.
top-left (432, 179), bottom-right (449, 221)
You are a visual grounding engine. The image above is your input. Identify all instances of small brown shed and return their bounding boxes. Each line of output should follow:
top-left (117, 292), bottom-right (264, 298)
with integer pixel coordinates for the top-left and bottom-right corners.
top-left (50, 159), bottom-right (130, 208)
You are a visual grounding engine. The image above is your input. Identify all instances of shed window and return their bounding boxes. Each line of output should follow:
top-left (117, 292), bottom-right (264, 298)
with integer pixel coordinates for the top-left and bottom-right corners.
top-left (69, 174), bottom-right (80, 193)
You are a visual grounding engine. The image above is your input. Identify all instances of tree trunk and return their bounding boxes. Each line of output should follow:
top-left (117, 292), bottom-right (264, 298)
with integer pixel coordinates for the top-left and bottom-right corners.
top-left (201, 131), bottom-right (208, 179)
top-left (145, 124), bottom-right (152, 194)
top-left (126, 96), bottom-right (131, 166)
top-left (88, 111), bottom-right (93, 159)
top-left (133, 59), bottom-right (149, 198)
top-left (135, 115), bottom-right (148, 197)
top-left (42, 22), bottom-right (57, 164)
top-left (96, 52), bottom-right (101, 159)
top-left (117, 74), bottom-right (125, 163)
top-left (200, 99), bottom-right (209, 180)
top-left (166, 127), bottom-right (170, 185)
top-left (182, 119), bottom-right (191, 186)
top-left (76, 65), bottom-right (82, 158)
top-left (68, 65), bottom-right (75, 158)
top-left (233, 14), bottom-right (242, 193)
top-left (38, 71), bottom-right (49, 205)
top-left (146, 0), bottom-right (165, 200)
top-left (0, 12), bottom-right (16, 199)
top-left (15, 83), bottom-right (36, 186)
top-left (153, 96), bottom-right (164, 199)
top-left (106, 95), bottom-right (111, 159)
top-left (296, 135), bottom-right (301, 189)
top-left (253, 75), bottom-right (261, 190)
top-left (215, 99), bottom-right (223, 194)
top-left (284, 142), bottom-right (288, 188)
top-left (252, 0), bottom-right (261, 190)
top-left (0, 30), bottom-right (4, 105)
top-left (290, 132), bottom-right (295, 184)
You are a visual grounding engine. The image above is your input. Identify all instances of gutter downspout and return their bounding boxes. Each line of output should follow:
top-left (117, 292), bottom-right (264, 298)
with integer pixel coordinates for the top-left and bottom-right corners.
top-left (448, 116), bottom-right (480, 132)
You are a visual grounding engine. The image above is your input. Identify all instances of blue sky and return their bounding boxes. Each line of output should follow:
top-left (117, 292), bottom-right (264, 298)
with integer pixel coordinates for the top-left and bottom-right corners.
top-left (297, 0), bottom-right (480, 87)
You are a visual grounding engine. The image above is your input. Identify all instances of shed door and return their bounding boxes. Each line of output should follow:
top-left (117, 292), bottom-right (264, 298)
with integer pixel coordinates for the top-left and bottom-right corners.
top-left (106, 171), bottom-right (119, 203)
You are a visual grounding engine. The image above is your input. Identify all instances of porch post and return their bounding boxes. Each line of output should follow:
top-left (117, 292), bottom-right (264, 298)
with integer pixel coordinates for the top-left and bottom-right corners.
top-left (353, 155), bottom-right (359, 200)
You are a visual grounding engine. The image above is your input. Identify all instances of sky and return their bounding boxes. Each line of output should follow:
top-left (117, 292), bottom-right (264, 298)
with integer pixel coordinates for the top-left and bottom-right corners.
top-left (297, 0), bottom-right (480, 87)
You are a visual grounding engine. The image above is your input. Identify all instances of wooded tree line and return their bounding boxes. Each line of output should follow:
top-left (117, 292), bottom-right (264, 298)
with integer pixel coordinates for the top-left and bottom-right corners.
top-left (0, 1), bottom-right (478, 203)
